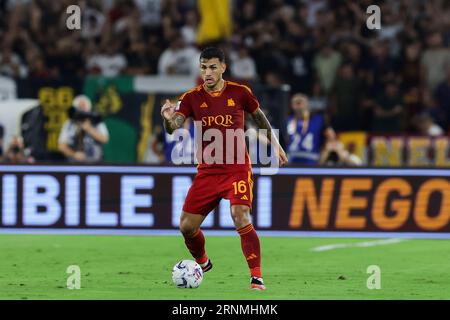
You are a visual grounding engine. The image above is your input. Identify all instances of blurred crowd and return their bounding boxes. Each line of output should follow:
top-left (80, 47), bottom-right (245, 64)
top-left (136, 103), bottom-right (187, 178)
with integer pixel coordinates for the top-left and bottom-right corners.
top-left (1, 0), bottom-right (450, 164)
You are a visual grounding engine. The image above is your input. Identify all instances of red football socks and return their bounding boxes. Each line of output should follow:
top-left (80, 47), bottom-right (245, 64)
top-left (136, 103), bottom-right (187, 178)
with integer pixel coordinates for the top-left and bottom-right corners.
top-left (237, 224), bottom-right (262, 278)
top-left (183, 229), bottom-right (208, 265)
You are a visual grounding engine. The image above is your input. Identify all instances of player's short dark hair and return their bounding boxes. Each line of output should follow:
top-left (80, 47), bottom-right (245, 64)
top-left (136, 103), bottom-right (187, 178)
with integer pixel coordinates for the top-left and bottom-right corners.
top-left (200, 47), bottom-right (225, 63)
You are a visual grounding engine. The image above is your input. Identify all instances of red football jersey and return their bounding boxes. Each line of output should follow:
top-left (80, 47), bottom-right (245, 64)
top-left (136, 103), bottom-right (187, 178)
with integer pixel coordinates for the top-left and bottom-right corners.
top-left (175, 81), bottom-right (260, 173)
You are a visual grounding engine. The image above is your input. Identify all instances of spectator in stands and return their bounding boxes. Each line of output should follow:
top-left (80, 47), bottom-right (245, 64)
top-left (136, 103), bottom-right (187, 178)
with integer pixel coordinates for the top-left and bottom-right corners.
top-left (145, 33), bottom-right (164, 74)
top-left (341, 41), bottom-right (368, 84)
top-left (422, 89), bottom-right (448, 131)
top-left (125, 37), bottom-right (152, 75)
top-left (313, 43), bottom-right (342, 95)
top-left (58, 95), bottom-right (109, 163)
top-left (286, 44), bottom-right (314, 95)
top-left (401, 42), bottom-right (422, 129)
top-left (401, 42), bottom-right (422, 90)
top-left (0, 45), bottom-right (28, 78)
top-left (86, 41), bottom-right (127, 77)
top-left (434, 66), bottom-right (450, 130)
top-left (308, 81), bottom-right (327, 112)
top-left (252, 24), bottom-right (288, 79)
top-left (412, 113), bottom-right (444, 137)
top-left (157, 33), bottom-right (200, 76)
top-left (47, 31), bottom-right (85, 78)
top-left (234, 0), bottom-right (259, 32)
top-left (259, 71), bottom-right (289, 145)
top-left (375, 4), bottom-right (403, 54)
top-left (3, 136), bottom-right (34, 164)
top-left (106, 0), bottom-right (139, 35)
top-left (134, 0), bottom-right (163, 30)
top-left (229, 46), bottom-right (257, 82)
top-left (28, 53), bottom-right (50, 78)
top-left (287, 93), bottom-right (335, 165)
top-left (80, 2), bottom-right (106, 41)
top-left (319, 139), bottom-right (362, 167)
top-left (180, 9), bottom-right (198, 46)
top-left (371, 81), bottom-right (404, 133)
top-left (421, 32), bottom-right (450, 91)
top-left (330, 63), bottom-right (362, 131)
top-left (367, 40), bottom-right (397, 96)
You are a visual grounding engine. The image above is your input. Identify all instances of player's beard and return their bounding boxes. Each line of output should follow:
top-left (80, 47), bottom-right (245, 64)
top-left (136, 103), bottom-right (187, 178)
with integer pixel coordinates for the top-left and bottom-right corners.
top-left (204, 78), bottom-right (219, 90)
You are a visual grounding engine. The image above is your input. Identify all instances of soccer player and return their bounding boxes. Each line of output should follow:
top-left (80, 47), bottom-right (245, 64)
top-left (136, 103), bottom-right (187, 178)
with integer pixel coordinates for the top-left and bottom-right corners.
top-left (161, 47), bottom-right (288, 290)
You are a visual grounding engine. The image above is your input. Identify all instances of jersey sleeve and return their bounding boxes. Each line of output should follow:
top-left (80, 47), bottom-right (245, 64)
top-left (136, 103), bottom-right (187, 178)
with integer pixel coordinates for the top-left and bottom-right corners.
top-left (175, 92), bottom-right (192, 118)
top-left (242, 86), bottom-right (260, 113)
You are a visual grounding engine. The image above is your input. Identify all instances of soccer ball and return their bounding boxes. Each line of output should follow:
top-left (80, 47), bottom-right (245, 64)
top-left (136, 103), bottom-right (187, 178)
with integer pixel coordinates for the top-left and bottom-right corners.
top-left (171, 260), bottom-right (203, 289)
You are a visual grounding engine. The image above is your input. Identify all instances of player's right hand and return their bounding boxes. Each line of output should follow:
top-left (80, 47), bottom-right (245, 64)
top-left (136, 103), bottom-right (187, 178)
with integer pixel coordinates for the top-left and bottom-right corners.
top-left (161, 99), bottom-right (176, 120)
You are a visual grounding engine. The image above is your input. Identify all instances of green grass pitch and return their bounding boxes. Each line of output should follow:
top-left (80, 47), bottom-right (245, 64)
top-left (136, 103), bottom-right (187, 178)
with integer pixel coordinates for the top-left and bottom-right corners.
top-left (0, 234), bottom-right (449, 300)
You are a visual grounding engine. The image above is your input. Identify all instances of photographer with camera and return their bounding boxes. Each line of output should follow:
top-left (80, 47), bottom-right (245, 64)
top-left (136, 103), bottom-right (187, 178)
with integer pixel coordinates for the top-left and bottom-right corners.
top-left (58, 95), bottom-right (109, 163)
top-left (3, 136), bottom-right (34, 164)
top-left (319, 139), bottom-right (362, 166)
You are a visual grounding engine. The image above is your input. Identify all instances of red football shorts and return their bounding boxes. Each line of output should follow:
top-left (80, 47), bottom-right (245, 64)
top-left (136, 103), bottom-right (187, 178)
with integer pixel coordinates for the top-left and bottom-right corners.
top-left (182, 169), bottom-right (254, 215)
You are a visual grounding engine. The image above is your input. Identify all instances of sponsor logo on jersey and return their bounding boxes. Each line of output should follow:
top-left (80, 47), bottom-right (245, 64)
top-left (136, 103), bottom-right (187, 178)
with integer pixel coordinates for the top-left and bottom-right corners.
top-left (201, 115), bottom-right (233, 127)
top-left (227, 98), bottom-right (235, 107)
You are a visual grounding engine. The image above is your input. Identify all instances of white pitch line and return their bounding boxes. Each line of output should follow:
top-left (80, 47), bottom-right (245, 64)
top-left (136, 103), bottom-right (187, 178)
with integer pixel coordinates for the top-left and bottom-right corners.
top-left (311, 238), bottom-right (407, 252)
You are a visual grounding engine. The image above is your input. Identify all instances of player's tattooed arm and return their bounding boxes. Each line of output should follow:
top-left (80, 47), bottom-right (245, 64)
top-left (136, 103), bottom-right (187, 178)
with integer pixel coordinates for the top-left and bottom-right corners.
top-left (251, 108), bottom-right (275, 143)
top-left (161, 99), bottom-right (186, 134)
top-left (251, 107), bottom-right (288, 166)
top-left (163, 113), bottom-right (185, 134)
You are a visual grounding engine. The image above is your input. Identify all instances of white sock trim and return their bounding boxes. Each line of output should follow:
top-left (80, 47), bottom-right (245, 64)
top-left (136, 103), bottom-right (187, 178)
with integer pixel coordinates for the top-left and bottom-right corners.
top-left (199, 259), bottom-right (209, 268)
